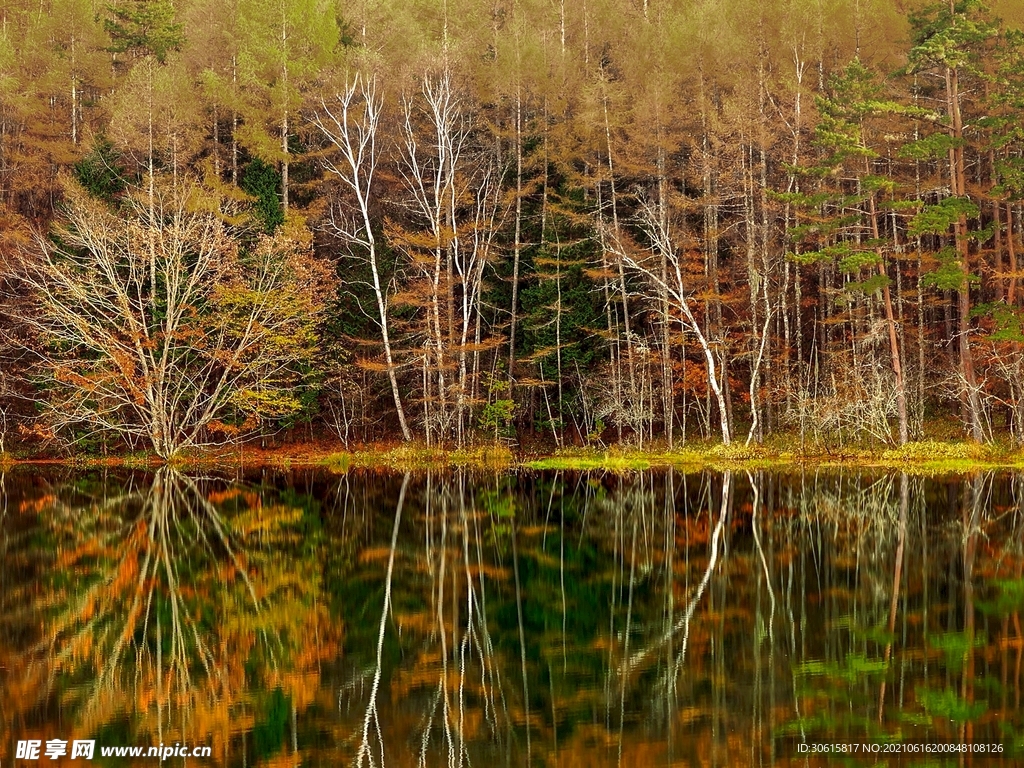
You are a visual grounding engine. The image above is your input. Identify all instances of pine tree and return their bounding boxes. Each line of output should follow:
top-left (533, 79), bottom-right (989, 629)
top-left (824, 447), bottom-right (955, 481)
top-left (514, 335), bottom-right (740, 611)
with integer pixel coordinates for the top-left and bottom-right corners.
top-left (905, 0), bottom-right (1000, 440)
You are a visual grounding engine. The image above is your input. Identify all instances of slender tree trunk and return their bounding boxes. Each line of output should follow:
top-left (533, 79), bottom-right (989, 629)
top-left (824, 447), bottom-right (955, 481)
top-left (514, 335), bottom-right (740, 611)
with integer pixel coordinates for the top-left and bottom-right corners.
top-left (145, 57), bottom-right (163, 454)
top-left (946, 62), bottom-right (983, 440)
top-left (595, 178), bottom-right (620, 441)
top-left (657, 141), bottom-right (674, 448)
top-left (877, 472), bottom-right (908, 720)
top-left (625, 210), bottom-right (731, 445)
top-left (791, 48), bottom-right (805, 376)
top-left (990, 134), bottom-right (1003, 301)
top-left (559, 0), bottom-right (566, 55)
top-left (602, 90), bottom-right (636, 403)
top-left (508, 89), bottom-right (523, 382)
top-left (213, 103), bottom-right (220, 178)
top-left (1009, 202), bottom-right (1018, 305)
top-left (313, 83), bottom-right (413, 440)
top-left (869, 192), bottom-right (909, 444)
top-left (70, 36), bottom-right (77, 145)
top-left (232, 57), bottom-right (238, 186)
top-left (280, 11), bottom-right (289, 216)
top-left (746, 286), bottom-right (772, 447)
top-left (743, 140), bottom-right (764, 441)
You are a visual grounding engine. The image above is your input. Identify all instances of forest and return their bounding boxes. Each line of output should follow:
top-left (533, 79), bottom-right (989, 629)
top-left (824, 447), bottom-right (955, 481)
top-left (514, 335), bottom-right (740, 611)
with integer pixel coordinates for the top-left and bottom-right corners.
top-left (3, 0), bottom-right (1024, 458)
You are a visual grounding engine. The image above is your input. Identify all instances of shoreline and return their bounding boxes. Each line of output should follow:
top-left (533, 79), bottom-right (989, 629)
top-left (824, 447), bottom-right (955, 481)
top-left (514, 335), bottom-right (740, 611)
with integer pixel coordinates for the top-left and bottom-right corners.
top-left (3, 439), bottom-right (1024, 474)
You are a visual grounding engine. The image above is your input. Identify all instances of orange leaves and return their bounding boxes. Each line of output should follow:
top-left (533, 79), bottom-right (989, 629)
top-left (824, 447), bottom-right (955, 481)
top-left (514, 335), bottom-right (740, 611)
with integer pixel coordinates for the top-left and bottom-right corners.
top-left (3, 470), bottom-right (341, 759)
top-left (355, 357), bottom-right (392, 373)
top-left (207, 487), bottom-right (242, 506)
top-left (672, 358), bottom-right (710, 397)
top-left (358, 545), bottom-right (398, 564)
top-left (31, 174), bottom-right (334, 455)
top-left (384, 219), bottom-right (448, 254)
top-left (52, 364), bottom-right (94, 390)
top-left (55, 539), bottom-right (104, 570)
top-left (231, 503), bottom-right (302, 539)
top-left (206, 419), bottom-right (242, 437)
top-left (549, 727), bottom-right (671, 767)
top-left (18, 492), bottom-right (57, 514)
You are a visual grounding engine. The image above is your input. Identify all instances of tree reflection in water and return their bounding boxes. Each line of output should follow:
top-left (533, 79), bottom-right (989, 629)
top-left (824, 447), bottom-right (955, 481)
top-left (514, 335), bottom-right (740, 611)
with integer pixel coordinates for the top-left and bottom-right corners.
top-left (332, 470), bottom-right (1024, 767)
top-left (339, 472), bottom-right (516, 768)
top-left (3, 468), bottom-right (1024, 766)
top-left (1, 468), bottom-right (336, 765)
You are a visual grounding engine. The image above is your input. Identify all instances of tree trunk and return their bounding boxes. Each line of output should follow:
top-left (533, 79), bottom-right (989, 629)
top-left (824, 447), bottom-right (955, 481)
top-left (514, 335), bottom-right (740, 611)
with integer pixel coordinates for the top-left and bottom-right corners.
top-left (508, 89), bottom-right (523, 383)
top-left (869, 192), bottom-right (909, 444)
top-left (280, 11), bottom-right (289, 216)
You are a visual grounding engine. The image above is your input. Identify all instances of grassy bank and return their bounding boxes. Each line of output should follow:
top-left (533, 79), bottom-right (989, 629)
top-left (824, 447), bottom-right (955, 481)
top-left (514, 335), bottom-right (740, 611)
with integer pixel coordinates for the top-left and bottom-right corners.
top-left (0, 442), bottom-right (518, 473)
top-left (4, 437), bottom-right (1024, 474)
top-left (520, 440), bottom-right (1024, 474)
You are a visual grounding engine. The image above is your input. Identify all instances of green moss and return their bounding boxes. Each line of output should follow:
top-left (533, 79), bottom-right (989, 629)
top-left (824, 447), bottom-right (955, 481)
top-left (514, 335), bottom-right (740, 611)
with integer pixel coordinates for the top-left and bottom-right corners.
top-left (525, 454), bottom-right (654, 471)
top-left (5, 438), bottom-right (1024, 474)
top-left (321, 452), bottom-right (351, 473)
top-left (321, 443), bottom-right (515, 473)
top-left (523, 441), bottom-right (1024, 474)
top-left (881, 440), bottom-right (990, 463)
top-left (524, 446), bottom-right (710, 471)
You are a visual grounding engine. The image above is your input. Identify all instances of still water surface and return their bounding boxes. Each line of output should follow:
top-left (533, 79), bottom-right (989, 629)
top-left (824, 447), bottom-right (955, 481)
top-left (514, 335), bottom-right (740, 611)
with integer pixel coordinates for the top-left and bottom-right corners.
top-left (2, 468), bottom-right (1023, 766)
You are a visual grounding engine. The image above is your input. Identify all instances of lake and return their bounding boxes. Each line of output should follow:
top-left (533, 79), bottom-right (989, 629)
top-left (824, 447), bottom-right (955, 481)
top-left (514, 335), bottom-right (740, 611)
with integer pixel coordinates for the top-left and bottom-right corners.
top-left (1, 468), bottom-right (1022, 766)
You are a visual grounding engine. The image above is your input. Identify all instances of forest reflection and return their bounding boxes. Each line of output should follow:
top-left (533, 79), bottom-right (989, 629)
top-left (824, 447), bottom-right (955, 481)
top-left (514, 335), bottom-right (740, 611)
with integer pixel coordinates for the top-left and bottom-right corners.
top-left (2, 468), bottom-right (1024, 766)
top-left (0, 468), bottom-right (336, 765)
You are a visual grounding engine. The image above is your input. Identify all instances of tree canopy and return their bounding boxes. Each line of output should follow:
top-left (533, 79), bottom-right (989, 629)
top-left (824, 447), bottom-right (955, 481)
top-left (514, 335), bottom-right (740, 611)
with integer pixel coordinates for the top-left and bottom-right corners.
top-left (3, 0), bottom-right (1024, 454)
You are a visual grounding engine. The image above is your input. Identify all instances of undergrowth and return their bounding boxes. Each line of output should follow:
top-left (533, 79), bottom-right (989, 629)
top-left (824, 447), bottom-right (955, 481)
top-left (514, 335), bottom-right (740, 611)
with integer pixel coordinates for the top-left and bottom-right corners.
top-left (3, 436), bottom-right (1023, 474)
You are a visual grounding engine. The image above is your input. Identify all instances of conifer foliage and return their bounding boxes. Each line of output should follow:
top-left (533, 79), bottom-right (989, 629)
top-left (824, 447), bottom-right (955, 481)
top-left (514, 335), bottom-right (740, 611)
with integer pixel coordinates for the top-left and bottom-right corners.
top-left (2, 0), bottom-right (1024, 454)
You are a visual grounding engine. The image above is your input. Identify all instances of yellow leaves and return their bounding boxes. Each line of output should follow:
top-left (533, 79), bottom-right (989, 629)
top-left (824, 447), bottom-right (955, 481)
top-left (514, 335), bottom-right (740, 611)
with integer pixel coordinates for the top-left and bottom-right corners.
top-left (393, 610), bottom-right (435, 635)
top-left (384, 219), bottom-right (444, 252)
top-left (252, 229), bottom-right (337, 306)
top-left (231, 503), bottom-right (302, 538)
top-left (134, 682), bottom-right (157, 713)
top-left (1, 470), bottom-right (345, 768)
top-left (279, 212), bottom-right (314, 250)
top-left (277, 672), bottom-right (321, 711)
top-left (231, 388), bottom-right (303, 419)
top-left (0, 204), bottom-right (32, 255)
top-left (391, 652), bottom-right (446, 698)
top-left (35, 172), bottom-right (336, 453)
top-left (16, 421), bottom-right (56, 442)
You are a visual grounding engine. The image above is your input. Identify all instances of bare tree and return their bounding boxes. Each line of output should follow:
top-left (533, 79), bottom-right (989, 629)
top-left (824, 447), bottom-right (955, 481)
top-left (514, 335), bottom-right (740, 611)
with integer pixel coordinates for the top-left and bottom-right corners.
top-left (391, 71), bottom-right (506, 446)
top-left (21, 176), bottom-right (333, 458)
top-left (354, 473), bottom-right (409, 768)
top-left (607, 197), bottom-right (732, 445)
top-left (313, 76), bottom-right (413, 441)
